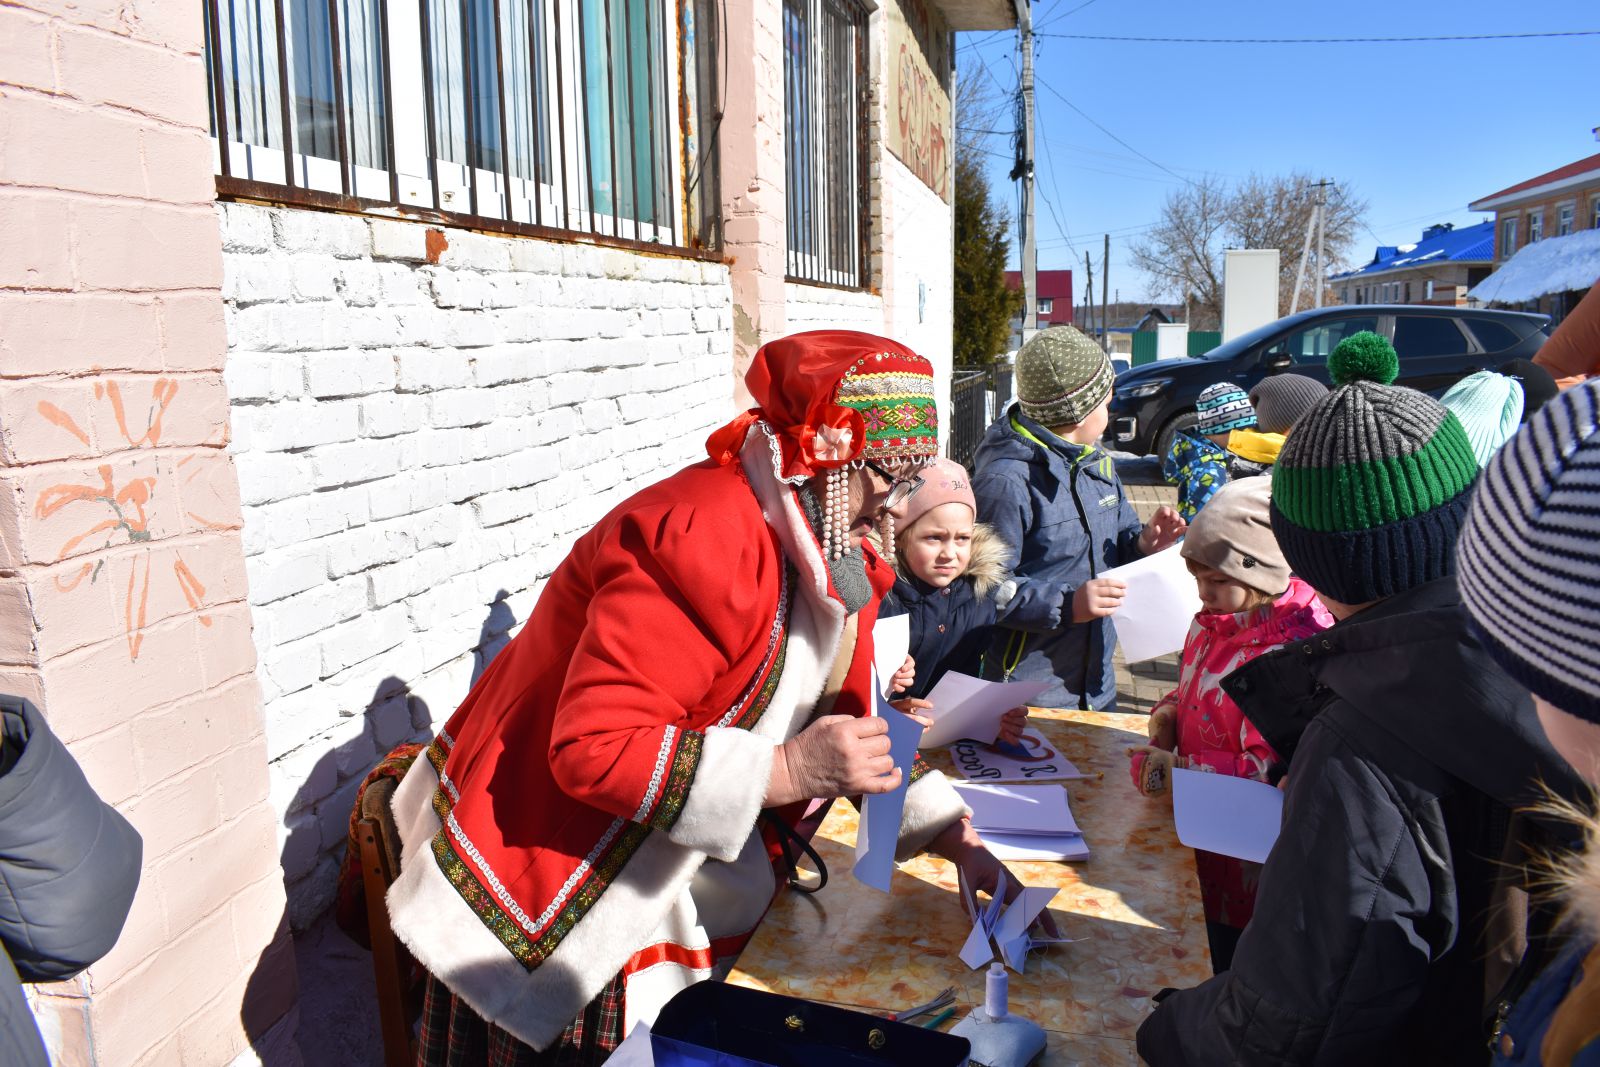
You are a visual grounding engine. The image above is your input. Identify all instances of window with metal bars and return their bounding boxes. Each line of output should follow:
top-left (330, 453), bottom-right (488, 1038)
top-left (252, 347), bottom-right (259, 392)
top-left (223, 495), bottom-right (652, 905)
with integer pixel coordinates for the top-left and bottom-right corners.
top-left (202, 0), bottom-right (722, 254)
top-left (782, 0), bottom-right (868, 288)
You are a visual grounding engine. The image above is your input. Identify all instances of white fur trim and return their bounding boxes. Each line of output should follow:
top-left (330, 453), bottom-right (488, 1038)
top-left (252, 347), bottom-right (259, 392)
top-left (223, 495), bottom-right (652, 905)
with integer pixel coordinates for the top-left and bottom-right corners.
top-left (895, 769), bottom-right (969, 861)
top-left (388, 755), bottom-right (705, 1050)
top-left (668, 727), bottom-right (776, 860)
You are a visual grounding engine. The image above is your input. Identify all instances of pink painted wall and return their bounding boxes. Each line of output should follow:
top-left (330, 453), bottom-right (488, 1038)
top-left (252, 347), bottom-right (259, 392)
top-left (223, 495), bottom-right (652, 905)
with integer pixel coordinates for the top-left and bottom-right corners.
top-left (718, 0), bottom-right (789, 407)
top-left (0, 3), bottom-right (295, 1064)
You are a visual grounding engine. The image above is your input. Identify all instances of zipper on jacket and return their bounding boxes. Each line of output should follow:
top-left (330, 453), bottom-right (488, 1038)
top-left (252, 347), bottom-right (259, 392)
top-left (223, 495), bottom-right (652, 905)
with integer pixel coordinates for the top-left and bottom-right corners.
top-left (1068, 462), bottom-right (1096, 712)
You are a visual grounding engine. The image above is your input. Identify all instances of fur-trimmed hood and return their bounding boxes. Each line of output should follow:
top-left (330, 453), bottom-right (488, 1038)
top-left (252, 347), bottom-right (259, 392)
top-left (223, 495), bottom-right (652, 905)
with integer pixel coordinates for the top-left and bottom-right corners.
top-left (868, 522), bottom-right (1011, 598)
top-left (1546, 792), bottom-right (1600, 944)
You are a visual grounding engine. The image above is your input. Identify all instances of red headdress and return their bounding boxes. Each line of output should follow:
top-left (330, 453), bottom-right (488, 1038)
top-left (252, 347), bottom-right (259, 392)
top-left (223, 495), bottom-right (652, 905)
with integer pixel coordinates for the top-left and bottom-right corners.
top-left (706, 330), bottom-right (940, 480)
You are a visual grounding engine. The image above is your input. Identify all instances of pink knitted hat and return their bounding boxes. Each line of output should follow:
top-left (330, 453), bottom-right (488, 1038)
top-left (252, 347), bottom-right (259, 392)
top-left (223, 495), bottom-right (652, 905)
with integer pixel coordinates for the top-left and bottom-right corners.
top-left (894, 456), bottom-right (976, 531)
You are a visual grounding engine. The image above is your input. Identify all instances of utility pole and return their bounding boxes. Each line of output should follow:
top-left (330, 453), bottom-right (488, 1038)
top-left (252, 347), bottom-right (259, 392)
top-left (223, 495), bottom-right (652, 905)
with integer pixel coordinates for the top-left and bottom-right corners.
top-left (1101, 233), bottom-right (1110, 353)
top-left (1084, 251), bottom-right (1095, 343)
top-left (1314, 179), bottom-right (1330, 307)
top-left (1012, 0), bottom-right (1037, 343)
top-left (1290, 184), bottom-right (1318, 315)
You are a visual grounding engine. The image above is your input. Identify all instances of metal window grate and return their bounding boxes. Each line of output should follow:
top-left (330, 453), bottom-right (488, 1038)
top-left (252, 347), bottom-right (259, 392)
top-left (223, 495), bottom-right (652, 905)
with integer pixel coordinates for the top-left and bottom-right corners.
top-left (782, 0), bottom-right (868, 289)
top-left (203, 0), bottom-right (722, 257)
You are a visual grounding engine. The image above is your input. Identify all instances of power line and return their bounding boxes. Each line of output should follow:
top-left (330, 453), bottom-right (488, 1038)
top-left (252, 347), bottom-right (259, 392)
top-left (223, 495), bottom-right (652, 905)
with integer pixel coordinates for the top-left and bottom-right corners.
top-left (1035, 77), bottom-right (1193, 186)
top-left (1036, 0), bottom-right (1103, 31)
top-left (1035, 29), bottom-right (1600, 44)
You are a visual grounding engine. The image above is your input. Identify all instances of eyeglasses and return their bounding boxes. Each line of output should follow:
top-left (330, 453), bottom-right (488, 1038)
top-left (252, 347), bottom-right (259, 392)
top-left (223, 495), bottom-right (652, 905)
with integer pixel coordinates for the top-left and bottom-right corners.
top-left (862, 458), bottom-right (924, 511)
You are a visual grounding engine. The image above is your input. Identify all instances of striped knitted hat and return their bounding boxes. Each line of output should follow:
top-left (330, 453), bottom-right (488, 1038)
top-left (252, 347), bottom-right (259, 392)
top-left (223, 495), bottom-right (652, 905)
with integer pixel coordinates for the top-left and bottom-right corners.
top-left (1269, 331), bottom-right (1480, 606)
top-left (1458, 380), bottom-right (1600, 723)
top-left (1016, 326), bottom-right (1113, 428)
top-left (1194, 383), bottom-right (1257, 436)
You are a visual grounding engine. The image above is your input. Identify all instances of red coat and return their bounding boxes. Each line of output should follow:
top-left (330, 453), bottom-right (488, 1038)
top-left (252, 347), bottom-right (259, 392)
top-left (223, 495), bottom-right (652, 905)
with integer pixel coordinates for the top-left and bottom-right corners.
top-left (387, 422), bottom-right (966, 1050)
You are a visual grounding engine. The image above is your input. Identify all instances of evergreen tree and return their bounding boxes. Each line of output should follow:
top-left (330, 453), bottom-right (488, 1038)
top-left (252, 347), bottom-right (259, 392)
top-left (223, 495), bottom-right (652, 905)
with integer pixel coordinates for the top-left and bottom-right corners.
top-left (953, 145), bottom-right (1017, 365)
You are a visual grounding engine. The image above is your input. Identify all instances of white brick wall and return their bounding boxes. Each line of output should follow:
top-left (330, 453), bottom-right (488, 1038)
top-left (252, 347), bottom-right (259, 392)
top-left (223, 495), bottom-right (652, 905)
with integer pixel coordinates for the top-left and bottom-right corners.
top-left (783, 281), bottom-right (885, 334)
top-left (882, 154), bottom-right (955, 440)
top-left (220, 203), bottom-right (734, 926)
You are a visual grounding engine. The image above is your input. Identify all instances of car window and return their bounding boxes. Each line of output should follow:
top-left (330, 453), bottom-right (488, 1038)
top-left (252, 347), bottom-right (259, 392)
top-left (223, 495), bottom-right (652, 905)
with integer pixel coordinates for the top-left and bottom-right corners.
top-left (1267, 317), bottom-right (1379, 364)
top-left (1394, 316), bottom-right (1469, 358)
top-left (1464, 317), bottom-right (1522, 353)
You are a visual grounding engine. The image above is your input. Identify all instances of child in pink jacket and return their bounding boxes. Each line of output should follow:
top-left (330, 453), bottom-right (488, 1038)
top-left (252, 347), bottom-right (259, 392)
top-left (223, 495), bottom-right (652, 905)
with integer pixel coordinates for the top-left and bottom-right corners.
top-left (1126, 478), bottom-right (1332, 973)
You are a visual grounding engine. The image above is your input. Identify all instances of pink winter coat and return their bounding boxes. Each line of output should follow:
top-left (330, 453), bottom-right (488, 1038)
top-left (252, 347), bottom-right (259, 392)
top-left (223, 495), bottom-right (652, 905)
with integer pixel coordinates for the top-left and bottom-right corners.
top-left (1131, 577), bottom-right (1332, 927)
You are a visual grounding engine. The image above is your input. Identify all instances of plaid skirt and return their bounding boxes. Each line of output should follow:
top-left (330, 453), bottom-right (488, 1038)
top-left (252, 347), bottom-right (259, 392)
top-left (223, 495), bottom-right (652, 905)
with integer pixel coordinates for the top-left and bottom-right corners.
top-left (416, 970), bottom-right (626, 1067)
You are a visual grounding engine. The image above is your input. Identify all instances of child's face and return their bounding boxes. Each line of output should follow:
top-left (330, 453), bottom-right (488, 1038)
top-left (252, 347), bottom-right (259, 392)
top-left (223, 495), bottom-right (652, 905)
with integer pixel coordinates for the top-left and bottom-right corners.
top-left (898, 503), bottom-right (975, 588)
top-left (1187, 562), bottom-right (1256, 615)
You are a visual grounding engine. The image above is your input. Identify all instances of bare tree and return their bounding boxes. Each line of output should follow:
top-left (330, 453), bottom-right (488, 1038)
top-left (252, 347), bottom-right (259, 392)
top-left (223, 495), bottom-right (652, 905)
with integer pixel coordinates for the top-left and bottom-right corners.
top-left (1132, 173), bottom-right (1370, 329)
top-left (1129, 175), bottom-right (1230, 330)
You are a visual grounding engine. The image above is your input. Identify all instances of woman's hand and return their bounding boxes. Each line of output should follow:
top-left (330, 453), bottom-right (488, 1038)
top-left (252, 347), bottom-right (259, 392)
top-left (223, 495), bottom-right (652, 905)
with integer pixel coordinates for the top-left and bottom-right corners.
top-left (891, 655), bottom-right (916, 696)
top-left (890, 697), bottom-right (934, 729)
top-left (765, 714), bottom-right (901, 807)
top-left (998, 707), bottom-right (1027, 745)
top-left (928, 818), bottom-right (1061, 938)
top-left (1139, 506), bottom-right (1187, 555)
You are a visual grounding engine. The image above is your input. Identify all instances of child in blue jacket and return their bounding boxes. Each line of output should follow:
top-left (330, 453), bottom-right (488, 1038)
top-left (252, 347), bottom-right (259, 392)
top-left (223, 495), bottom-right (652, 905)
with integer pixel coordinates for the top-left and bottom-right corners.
top-left (1163, 382), bottom-right (1257, 521)
top-left (876, 457), bottom-right (1025, 746)
top-left (973, 327), bottom-right (1186, 711)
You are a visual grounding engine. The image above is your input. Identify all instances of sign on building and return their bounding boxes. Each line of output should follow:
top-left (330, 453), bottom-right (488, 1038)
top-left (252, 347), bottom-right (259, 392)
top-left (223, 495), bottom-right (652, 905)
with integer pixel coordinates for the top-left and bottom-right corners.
top-left (887, 0), bottom-right (952, 202)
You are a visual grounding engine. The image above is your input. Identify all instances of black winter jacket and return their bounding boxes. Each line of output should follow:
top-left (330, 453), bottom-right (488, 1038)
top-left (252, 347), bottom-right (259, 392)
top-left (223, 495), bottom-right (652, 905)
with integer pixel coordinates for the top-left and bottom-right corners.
top-left (0, 698), bottom-right (142, 1067)
top-left (1137, 578), bottom-right (1586, 1067)
top-left (878, 523), bottom-right (1009, 701)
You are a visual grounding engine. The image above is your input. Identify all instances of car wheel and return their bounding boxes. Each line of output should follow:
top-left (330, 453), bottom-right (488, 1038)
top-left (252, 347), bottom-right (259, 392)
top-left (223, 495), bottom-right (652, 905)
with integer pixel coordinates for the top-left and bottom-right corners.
top-left (1154, 410), bottom-right (1198, 460)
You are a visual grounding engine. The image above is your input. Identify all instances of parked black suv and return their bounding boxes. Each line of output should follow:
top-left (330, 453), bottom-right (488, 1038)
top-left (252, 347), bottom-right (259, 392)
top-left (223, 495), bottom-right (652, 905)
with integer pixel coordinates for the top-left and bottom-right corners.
top-left (1108, 305), bottom-right (1549, 457)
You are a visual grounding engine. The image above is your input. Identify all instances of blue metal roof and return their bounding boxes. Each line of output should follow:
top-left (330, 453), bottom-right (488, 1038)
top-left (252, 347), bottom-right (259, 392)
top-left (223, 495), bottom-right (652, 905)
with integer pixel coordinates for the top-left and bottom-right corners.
top-left (1330, 221), bottom-right (1495, 281)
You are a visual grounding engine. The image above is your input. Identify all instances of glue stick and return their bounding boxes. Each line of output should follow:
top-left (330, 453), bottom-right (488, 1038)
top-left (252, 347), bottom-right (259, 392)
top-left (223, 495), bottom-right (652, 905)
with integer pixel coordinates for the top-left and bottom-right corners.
top-left (985, 961), bottom-right (1008, 1021)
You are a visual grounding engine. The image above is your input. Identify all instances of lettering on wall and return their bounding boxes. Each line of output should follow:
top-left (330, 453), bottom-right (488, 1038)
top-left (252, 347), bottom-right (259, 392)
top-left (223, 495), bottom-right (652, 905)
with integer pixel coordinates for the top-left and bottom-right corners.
top-left (888, 0), bottom-right (953, 202)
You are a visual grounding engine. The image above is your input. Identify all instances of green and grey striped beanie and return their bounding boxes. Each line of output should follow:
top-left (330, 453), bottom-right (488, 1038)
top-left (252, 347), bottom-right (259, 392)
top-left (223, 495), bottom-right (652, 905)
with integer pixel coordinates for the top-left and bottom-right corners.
top-left (1016, 326), bottom-right (1113, 428)
top-left (1269, 331), bottom-right (1480, 605)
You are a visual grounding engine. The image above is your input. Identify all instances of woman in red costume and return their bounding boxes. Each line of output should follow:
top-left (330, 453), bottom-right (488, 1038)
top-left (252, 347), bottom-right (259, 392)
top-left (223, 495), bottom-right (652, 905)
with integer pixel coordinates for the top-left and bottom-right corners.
top-left (389, 331), bottom-right (1013, 1064)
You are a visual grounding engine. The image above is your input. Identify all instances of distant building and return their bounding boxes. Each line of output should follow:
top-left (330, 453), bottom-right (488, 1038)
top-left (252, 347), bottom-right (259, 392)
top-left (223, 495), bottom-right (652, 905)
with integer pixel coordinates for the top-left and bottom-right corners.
top-left (1005, 268), bottom-right (1074, 348)
top-left (1466, 150), bottom-right (1600, 324)
top-left (1331, 222), bottom-right (1495, 307)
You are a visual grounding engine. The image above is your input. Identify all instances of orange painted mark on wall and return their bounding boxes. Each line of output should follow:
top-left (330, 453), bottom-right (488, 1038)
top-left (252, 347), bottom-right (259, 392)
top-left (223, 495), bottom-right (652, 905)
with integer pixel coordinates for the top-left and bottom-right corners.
top-left (32, 379), bottom-right (217, 660)
top-left (37, 402), bottom-right (91, 446)
top-left (425, 228), bottom-right (449, 264)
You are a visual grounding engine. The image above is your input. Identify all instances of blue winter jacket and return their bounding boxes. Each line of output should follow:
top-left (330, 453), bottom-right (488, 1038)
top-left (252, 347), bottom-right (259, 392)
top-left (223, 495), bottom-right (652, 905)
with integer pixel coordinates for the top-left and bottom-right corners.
top-left (971, 405), bottom-right (1145, 710)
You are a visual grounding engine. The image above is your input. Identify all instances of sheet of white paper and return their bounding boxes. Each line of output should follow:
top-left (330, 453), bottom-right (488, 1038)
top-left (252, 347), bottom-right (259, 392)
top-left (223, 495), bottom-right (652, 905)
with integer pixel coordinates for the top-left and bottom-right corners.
top-left (872, 614), bottom-right (911, 699)
top-left (979, 830), bottom-right (1091, 862)
top-left (1103, 546), bottom-right (1203, 663)
top-left (994, 886), bottom-right (1060, 971)
top-left (920, 672), bottom-right (1051, 748)
top-left (955, 782), bottom-right (1080, 835)
top-left (1172, 767), bottom-right (1284, 864)
top-left (852, 688), bottom-right (923, 893)
top-left (606, 1023), bottom-right (656, 1066)
top-left (950, 729), bottom-right (1088, 783)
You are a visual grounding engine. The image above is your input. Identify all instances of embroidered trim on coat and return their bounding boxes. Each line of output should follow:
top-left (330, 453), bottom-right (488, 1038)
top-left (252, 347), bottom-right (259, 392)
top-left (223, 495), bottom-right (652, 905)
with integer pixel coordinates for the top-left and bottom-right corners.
top-left (423, 564), bottom-right (794, 971)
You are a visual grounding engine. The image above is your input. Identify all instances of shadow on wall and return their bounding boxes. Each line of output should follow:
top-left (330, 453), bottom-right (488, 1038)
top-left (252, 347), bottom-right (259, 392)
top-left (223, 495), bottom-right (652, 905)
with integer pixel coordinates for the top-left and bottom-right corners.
top-left (242, 591), bottom-right (520, 1065)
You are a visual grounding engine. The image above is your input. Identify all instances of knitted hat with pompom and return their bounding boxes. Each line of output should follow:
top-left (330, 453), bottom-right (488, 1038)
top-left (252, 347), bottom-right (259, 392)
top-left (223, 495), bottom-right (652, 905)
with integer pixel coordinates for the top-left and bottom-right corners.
top-left (1268, 331), bottom-right (1480, 606)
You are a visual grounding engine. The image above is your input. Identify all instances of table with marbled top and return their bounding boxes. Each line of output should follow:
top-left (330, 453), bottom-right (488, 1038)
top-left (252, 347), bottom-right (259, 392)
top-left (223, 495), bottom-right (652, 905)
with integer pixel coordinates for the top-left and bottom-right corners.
top-left (726, 707), bottom-right (1212, 1065)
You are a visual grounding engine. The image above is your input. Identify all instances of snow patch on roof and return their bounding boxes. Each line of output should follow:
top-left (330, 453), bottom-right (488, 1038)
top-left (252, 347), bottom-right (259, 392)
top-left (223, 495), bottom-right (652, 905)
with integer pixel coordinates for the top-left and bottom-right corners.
top-left (1468, 229), bottom-right (1600, 305)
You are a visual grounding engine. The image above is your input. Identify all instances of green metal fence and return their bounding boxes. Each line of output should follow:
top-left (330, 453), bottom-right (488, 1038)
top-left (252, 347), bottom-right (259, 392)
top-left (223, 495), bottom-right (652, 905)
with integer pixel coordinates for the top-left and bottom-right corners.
top-left (1130, 331), bottom-right (1222, 365)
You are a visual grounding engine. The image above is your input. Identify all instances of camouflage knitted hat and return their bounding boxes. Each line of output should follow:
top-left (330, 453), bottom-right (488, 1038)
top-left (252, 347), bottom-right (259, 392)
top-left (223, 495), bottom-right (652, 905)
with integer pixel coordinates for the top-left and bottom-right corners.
top-left (1015, 326), bottom-right (1113, 428)
top-left (1269, 331), bottom-right (1479, 605)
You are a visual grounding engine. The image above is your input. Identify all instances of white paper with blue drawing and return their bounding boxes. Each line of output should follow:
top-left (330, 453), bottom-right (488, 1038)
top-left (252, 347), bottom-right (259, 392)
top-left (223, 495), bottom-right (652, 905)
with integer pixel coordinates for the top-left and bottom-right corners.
top-left (852, 684), bottom-right (923, 893)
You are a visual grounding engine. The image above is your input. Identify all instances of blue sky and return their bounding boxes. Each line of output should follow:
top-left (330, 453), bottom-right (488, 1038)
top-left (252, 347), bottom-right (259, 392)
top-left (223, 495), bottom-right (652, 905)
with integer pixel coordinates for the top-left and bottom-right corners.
top-left (956, 0), bottom-right (1600, 304)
